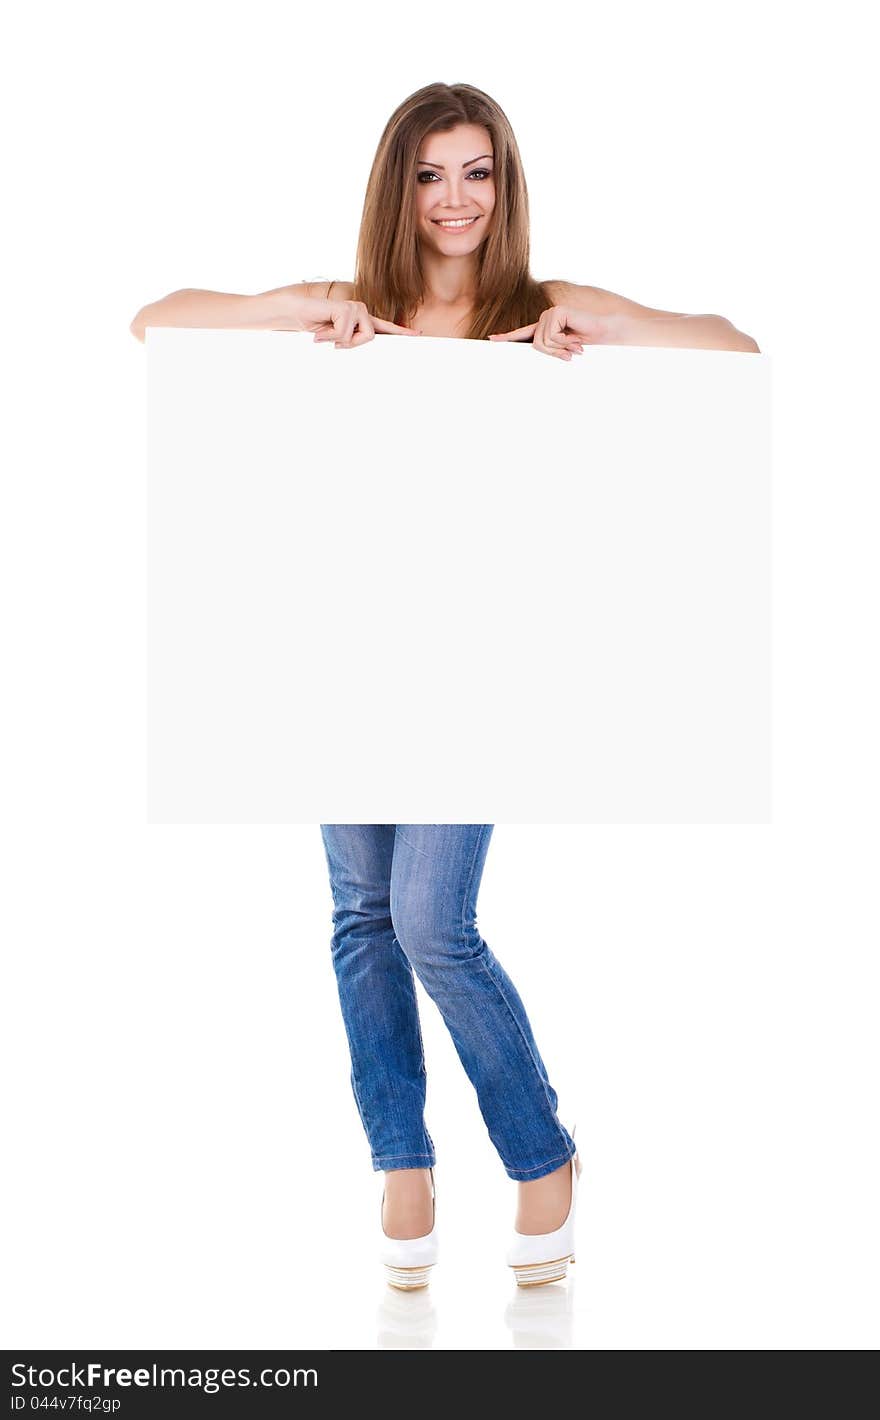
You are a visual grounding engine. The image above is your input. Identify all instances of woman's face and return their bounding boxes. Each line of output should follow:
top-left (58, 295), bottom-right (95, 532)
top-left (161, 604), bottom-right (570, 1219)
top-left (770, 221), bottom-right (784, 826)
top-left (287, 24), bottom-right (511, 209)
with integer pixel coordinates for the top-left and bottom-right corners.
top-left (415, 123), bottom-right (496, 259)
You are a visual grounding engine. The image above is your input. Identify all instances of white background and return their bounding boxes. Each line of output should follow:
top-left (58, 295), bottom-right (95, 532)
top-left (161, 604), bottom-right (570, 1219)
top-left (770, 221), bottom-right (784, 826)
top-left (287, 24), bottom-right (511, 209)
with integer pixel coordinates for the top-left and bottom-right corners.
top-left (2, 0), bottom-right (878, 1350)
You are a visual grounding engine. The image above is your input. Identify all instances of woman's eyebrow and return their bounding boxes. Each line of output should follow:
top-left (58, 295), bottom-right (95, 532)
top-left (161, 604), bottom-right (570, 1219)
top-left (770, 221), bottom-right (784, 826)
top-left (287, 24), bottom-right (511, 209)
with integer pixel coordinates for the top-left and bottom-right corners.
top-left (416, 154), bottom-right (493, 169)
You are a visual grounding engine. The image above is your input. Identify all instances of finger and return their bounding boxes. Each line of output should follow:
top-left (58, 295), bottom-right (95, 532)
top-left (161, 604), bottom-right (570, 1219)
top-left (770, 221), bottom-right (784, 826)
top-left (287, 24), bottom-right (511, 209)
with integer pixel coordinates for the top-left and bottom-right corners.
top-left (532, 315), bottom-right (570, 361)
top-left (490, 325), bottom-right (537, 341)
top-left (333, 315), bottom-right (362, 348)
top-left (373, 318), bottom-right (420, 335)
top-left (314, 318), bottom-right (352, 343)
top-left (534, 333), bottom-right (572, 360)
top-left (489, 323), bottom-right (538, 342)
top-left (545, 309), bottom-right (574, 353)
top-left (549, 318), bottom-right (578, 359)
top-left (349, 309), bottom-right (377, 345)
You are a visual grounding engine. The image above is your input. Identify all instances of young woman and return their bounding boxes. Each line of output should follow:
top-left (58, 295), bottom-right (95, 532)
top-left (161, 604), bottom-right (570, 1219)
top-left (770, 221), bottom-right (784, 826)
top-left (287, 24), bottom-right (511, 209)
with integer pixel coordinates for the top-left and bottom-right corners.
top-left (130, 80), bottom-right (760, 358)
top-left (320, 824), bottom-right (581, 1291)
top-left (131, 80), bottom-right (758, 1289)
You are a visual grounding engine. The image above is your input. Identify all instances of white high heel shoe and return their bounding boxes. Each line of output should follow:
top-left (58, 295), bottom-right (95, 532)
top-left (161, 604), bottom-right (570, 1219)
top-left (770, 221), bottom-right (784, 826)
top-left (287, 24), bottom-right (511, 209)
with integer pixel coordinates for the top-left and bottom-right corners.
top-left (507, 1138), bottom-right (580, 1288)
top-left (380, 1168), bottom-right (438, 1291)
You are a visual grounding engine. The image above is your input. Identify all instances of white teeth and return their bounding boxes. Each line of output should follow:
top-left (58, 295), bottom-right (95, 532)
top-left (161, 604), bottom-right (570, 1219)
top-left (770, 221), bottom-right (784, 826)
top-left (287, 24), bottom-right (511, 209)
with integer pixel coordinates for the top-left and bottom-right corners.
top-left (435, 217), bottom-right (477, 228)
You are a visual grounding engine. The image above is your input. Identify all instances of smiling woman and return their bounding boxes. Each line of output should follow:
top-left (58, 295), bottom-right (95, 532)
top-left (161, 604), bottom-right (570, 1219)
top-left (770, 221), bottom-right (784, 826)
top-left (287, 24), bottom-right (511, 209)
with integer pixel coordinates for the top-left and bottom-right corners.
top-left (349, 85), bottom-right (553, 341)
top-left (130, 79), bottom-right (759, 354)
top-left (128, 76), bottom-right (762, 1300)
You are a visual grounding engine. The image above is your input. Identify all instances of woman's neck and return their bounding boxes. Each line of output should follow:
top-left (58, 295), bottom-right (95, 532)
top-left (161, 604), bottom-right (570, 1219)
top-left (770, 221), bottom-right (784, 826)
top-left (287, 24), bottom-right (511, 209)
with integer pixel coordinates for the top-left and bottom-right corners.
top-left (419, 248), bottom-right (479, 308)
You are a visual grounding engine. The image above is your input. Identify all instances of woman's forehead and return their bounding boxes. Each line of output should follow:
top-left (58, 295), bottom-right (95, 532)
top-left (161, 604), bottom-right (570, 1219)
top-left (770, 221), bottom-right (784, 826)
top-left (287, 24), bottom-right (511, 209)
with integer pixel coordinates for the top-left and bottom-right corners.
top-left (418, 124), bottom-right (493, 163)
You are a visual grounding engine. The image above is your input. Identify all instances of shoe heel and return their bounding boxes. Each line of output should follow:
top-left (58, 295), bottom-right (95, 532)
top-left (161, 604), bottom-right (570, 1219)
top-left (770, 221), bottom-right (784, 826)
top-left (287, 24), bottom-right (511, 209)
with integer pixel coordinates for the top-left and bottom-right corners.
top-left (384, 1262), bottom-right (434, 1291)
top-left (511, 1254), bottom-right (573, 1287)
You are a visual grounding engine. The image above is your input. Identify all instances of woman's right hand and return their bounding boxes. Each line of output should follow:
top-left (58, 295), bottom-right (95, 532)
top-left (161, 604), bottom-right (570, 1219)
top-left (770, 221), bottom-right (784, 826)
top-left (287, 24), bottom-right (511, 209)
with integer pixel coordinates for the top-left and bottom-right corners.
top-left (294, 295), bottom-right (419, 348)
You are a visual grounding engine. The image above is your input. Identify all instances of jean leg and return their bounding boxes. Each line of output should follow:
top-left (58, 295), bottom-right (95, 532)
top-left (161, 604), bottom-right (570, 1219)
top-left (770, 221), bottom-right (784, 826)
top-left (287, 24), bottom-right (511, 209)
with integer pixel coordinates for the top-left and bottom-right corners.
top-left (320, 825), bottom-right (435, 1171)
top-left (390, 825), bottom-right (575, 1181)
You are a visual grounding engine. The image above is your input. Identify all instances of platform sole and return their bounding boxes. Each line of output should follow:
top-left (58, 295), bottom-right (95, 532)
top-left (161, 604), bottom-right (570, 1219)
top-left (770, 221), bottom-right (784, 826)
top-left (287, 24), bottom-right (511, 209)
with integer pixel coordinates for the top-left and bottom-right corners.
top-left (510, 1254), bottom-right (575, 1287)
top-left (384, 1263), bottom-right (434, 1290)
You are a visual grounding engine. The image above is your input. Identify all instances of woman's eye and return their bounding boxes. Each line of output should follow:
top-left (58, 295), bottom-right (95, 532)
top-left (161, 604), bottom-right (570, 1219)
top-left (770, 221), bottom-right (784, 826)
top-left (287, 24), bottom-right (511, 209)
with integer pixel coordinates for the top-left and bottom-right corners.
top-left (417, 169), bottom-right (492, 183)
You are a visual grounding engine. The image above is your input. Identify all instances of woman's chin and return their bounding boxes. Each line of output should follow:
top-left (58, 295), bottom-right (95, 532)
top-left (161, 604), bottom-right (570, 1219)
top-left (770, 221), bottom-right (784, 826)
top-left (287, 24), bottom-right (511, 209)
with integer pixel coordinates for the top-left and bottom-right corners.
top-left (423, 233), bottom-right (489, 256)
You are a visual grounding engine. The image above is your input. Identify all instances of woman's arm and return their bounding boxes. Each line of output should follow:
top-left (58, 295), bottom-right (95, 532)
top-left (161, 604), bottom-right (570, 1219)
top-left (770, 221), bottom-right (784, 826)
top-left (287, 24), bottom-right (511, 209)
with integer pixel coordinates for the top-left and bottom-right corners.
top-left (128, 282), bottom-right (316, 343)
top-left (605, 312), bottom-right (760, 352)
top-left (546, 280), bottom-right (761, 353)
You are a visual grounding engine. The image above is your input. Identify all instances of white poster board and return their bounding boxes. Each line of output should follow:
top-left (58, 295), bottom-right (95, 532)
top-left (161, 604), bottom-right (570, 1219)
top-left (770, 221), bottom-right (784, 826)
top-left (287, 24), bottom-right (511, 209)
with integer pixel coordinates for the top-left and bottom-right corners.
top-left (147, 330), bottom-right (770, 821)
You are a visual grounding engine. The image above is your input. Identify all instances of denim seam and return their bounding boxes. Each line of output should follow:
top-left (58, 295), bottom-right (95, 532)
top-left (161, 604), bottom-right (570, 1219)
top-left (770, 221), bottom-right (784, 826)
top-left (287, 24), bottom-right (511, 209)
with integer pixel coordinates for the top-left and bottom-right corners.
top-left (337, 926), bottom-right (429, 1167)
top-left (348, 1057), bottom-right (369, 1138)
top-left (460, 825), bottom-right (488, 951)
top-left (394, 828), bottom-right (429, 858)
top-left (401, 936), bottom-right (432, 1158)
top-left (476, 950), bottom-right (571, 1172)
top-left (503, 1147), bottom-right (576, 1179)
top-left (338, 970), bottom-right (373, 1146)
top-left (399, 937), bottom-right (428, 1078)
top-left (461, 826), bottom-right (571, 1173)
top-left (372, 1152), bottom-right (435, 1163)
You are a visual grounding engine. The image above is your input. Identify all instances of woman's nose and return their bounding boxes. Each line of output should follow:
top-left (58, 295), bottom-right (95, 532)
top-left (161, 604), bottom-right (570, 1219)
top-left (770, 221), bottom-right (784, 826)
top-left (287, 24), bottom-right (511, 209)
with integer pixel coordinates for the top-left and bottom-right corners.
top-left (444, 178), bottom-right (469, 206)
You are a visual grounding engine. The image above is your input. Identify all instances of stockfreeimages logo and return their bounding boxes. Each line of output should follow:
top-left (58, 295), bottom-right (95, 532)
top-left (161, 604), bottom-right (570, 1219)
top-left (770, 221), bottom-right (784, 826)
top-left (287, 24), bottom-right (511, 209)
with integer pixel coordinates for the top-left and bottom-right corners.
top-left (10, 1361), bottom-right (318, 1396)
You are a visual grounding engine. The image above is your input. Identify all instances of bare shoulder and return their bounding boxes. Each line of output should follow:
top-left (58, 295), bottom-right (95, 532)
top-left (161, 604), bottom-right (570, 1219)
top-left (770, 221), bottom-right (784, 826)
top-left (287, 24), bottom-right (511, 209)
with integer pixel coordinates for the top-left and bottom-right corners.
top-left (544, 278), bottom-right (684, 319)
top-left (543, 279), bottom-right (576, 306)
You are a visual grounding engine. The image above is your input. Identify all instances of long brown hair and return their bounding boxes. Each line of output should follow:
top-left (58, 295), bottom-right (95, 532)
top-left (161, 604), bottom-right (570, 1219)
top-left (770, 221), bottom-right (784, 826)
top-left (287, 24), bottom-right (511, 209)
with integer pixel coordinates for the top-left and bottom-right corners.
top-left (351, 82), bottom-right (554, 341)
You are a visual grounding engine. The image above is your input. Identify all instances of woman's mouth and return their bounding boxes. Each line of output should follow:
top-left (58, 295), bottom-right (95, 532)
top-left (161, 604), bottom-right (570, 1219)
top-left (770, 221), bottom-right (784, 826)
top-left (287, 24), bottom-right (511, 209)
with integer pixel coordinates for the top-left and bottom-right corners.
top-left (432, 216), bottom-right (480, 230)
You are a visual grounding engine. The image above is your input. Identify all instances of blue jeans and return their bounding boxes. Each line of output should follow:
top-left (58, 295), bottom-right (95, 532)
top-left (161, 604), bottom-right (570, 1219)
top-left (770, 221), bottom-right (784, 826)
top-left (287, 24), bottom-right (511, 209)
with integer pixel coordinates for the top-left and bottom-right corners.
top-left (319, 824), bottom-right (575, 1181)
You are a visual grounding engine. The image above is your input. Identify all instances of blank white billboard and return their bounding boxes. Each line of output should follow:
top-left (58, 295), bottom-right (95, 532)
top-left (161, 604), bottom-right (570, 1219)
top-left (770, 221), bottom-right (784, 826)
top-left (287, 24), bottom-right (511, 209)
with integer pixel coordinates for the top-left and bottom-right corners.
top-left (147, 330), bottom-right (770, 821)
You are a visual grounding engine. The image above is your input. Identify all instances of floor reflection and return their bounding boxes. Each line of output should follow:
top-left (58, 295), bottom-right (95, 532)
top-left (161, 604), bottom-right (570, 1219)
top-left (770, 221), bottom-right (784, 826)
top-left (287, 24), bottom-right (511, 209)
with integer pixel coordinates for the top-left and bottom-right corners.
top-left (375, 1271), bottom-right (577, 1349)
top-left (377, 1285), bottom-right (438, 1349)
top-left (504, 1272), bottom-right (576, 1348)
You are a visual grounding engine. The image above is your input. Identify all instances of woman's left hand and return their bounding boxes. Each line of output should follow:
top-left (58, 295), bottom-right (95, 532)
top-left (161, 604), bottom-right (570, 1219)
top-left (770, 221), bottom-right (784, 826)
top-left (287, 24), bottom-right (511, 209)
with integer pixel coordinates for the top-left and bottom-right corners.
top-left (489, 306), bottom-right (617, 360)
